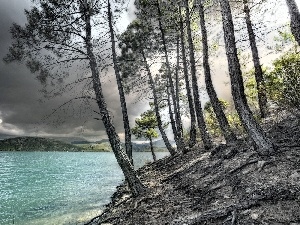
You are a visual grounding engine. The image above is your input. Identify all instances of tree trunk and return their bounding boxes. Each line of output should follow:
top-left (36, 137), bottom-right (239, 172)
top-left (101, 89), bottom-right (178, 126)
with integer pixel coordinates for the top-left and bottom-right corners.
top-left (107, 0), bottom-right (133, 163)
top-left (83, 0), bottom-right (145, 196)
top-left (156, 0), bottom-right (183, 151)
top-left (219, 0), bottom-right (275, 156)
top-left (286, 0), bottom-right (300, 45)
top-left (166, 81), bottom-right (178, 144)
top-left (243, 0), bottom-right (268, 118)
top-left (184, 0), bottom-right (213, 150)
top-left (179, 9), bottom-right (197, 149)
top-left (175, 34), bottom-right (186, 152)
top-left (198, 1), bottom-right (237, 144)
top-left (149, 136), bottom-right (157, 161)
top-left (142, 50), bottom-right (176, 156)
top-left (175, 35), bottom-right (183, 135)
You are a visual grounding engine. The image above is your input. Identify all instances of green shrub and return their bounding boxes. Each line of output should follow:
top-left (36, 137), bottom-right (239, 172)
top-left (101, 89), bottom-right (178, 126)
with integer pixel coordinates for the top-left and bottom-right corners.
top-left (265, 52), bottom-right (300, 111)
top-left (204, 100), bottom-right (244, 138)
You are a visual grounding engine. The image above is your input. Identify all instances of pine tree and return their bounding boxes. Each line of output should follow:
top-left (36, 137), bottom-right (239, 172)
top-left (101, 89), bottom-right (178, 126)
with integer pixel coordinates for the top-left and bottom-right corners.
top-left (178, 8), bottom-right (197, 149)
top-left (198, 0), bottom-right (237, 144)
top-left (183, 0), bottom-right (213, 150)
top-left (286, 0), bottom-right (300, 45)
top-left (242, 0), bottom-right (268, 118)
top-left (107, 0), bottom-right (133, 163)
top-left (118, 20), bottom-right (176, 155)
top-left (219, 0), bottom-right (275, 156)
top-left (4, 0), bottom-right (146, 196)
top-left (132, 108), bottom-right (159, 161)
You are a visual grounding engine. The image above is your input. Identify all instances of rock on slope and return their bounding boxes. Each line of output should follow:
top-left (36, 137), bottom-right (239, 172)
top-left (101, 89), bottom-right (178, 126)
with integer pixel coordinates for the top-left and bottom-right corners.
top-left (86, 113), bottom-right (300, 225)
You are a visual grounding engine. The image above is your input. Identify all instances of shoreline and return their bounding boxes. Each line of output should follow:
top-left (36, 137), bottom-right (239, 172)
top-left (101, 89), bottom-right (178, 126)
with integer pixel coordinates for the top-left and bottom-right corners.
top-left (13, 209), bottom-right (103, 225)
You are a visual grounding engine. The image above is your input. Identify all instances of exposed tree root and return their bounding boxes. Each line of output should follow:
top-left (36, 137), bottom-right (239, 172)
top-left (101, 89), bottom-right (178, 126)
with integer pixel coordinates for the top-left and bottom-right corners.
top-left (172, 184), bottom-right (300, 225)
top-left (171, 199), bottom-right (259, 225)
top-left (229, 159), bottom-right (258, 174)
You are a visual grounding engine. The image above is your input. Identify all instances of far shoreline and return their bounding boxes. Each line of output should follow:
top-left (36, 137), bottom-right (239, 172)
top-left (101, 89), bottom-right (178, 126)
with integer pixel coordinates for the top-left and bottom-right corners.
top-left (0, 136), bottom-right (169, 153)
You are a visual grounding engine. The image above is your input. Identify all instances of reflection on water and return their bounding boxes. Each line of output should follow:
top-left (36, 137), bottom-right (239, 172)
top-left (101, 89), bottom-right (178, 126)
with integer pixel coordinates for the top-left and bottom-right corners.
top-left (0, 151), bottom-right (169, 225)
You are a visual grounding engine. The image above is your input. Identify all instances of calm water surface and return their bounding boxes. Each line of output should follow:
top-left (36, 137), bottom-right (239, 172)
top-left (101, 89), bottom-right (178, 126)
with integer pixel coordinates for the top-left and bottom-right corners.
top-left (0, 151), bottom-right (169, 225)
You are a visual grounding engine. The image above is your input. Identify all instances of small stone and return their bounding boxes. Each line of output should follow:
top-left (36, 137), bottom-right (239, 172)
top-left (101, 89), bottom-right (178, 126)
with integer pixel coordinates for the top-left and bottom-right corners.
top-left (224, 194), bottom-right (230, 199)
top-left (290, 172), bottom-right (300, 179)
top-left (257, 160), bottom-right (267, 171)
top-left (250, 213), bottom-right (259, 220)
top-left (245, 187), bottom-right (251, 193)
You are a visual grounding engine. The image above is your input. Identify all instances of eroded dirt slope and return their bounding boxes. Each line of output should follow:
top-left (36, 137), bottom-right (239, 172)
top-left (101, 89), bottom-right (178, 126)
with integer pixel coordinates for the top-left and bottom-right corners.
top-left (87, 114), bottom-right (300, 225)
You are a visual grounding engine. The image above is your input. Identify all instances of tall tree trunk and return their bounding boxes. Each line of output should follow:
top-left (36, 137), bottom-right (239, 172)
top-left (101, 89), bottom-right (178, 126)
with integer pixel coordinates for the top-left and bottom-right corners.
top-left (83, 0), bottom-right (145, 196)
top-left (219, 0), bottom-right (275, 156)
top-left (175, 34), bottom-right (186, 151)
top-left (198, 1), bottom-right (237, 144)
top-left (179, 9), bottom-right (197, 149)
top-left (107, 0), bottom-right (133, 163)
top-left (286, 0), bottom-right (300, 45)
top-left (184, 0), bottom-right (213, 150)
top-left (166, 81), bottom-right (178, 144)
top-left (175, 35), bottom-right (183, 134)
top-left (156, 0), bottom-right (182, 151)
top-left (149, 136), bottom-right (157, 161)
top-left (142, 50), bottom-right (176, 156)
top-left (243, 0), bottom-right (268, 118)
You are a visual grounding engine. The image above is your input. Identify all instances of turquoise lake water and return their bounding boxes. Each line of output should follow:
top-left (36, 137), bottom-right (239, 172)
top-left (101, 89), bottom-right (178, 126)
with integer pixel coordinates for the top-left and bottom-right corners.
top-left (0, 151), bottom-right (169, 225)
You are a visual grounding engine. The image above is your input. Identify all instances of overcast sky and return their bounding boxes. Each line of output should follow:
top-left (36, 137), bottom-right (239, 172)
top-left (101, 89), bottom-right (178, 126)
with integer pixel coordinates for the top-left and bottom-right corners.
top-left (0, 0), bottom-right (148, 142)
top-left (0, 0), bottom-right (296, 142)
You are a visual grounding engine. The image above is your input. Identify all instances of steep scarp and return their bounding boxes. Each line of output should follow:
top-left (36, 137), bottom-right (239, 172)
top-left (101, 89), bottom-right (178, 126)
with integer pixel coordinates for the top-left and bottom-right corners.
top-left (87, 113), bottom-right (300, 225)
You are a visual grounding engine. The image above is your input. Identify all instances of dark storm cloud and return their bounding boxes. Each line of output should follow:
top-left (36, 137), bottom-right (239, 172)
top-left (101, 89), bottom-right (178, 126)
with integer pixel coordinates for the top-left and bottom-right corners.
top-left (0, 0), bottom-right (219, 142)
top-left (0, 0), bottom-right (40, 135)
top-left (0, 1), bottom-right (149, 141)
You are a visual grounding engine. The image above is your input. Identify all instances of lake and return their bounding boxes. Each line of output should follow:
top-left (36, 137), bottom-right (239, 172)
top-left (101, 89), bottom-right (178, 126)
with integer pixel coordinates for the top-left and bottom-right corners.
top-left (0, 151), bottom-right (169, 225)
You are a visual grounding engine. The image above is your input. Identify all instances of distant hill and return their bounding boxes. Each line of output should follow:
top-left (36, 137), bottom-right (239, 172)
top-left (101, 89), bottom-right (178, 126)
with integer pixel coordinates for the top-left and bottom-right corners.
top-left (50, 136), bottom-right (90, 144)
top-left (95, 139), bottom-right (110, 144)
top-left (131, 142), bottom-right (168, 152)
top-left (152, 139), bottom-right (176, 148)
top-left (0, 134), bottom-right (91, 145)
top-left (0, 135), bottom-right (172, 152)
top-left (71, 140), bottom-right (92, 145)
top-left (94, 138), bottom-right (174, 148)
top-left (0, 137), bottom-right (85, 152)
top-left (0, 133), bottom-right (17, 141)
top-left (75, 140), bottom-right (168, 152)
